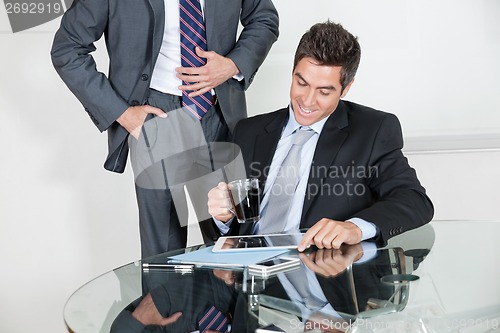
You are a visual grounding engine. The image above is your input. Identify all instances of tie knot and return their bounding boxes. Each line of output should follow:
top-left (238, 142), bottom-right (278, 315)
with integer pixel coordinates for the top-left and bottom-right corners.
top-left (292, 127), bottom-right (314, 146)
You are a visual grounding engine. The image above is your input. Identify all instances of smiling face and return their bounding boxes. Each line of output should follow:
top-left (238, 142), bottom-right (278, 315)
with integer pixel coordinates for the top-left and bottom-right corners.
top-left (290, 57), bottom-right (353, 126)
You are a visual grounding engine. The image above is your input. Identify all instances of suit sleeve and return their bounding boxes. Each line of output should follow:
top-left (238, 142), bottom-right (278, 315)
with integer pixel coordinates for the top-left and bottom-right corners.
top-left (225, 0), bottom-right (279, 90)
top-left (354, 114), bottom-right (434, 242)
top-left (50, 0), bottom-right (129, 132)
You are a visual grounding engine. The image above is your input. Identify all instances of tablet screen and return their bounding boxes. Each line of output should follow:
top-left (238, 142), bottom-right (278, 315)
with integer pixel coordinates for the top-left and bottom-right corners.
top-left (213, 234), bottom-right (304, 252)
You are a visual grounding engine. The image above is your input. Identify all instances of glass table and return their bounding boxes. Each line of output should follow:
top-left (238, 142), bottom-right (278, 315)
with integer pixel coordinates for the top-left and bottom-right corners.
top-left (63, 221), bottom-right (500, 332)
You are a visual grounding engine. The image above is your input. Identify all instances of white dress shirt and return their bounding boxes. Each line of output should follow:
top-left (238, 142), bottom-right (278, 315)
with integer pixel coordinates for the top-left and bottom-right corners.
top-left (150, 0), bottom-right (199, 95)
top-left (150, 0), bottom-right (241, 96)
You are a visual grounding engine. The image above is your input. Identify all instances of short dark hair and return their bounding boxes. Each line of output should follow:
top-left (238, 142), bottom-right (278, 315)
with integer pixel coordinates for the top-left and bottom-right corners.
top-left (293, 21), bottom-right (361, 92)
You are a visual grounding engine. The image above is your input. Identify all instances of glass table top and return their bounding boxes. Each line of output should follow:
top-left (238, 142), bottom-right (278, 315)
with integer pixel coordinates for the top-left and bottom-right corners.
top-left (63, 221), bottom-right (500, 332)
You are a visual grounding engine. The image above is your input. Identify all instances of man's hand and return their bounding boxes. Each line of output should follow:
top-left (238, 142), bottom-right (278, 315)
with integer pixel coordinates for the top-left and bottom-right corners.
top-left (116, 105), bottom-right (167, 139)
top-left (131, 293), bottom-right (182, 326)
top-left (176, 47), bottom-right (239, 97)
top-left (212, 269), bottom-right (236, 286)
top-left (298, 219), bottom-right (362, 252)
top-left (207, 182), bottom-right (235, 222)
top-left (299, 244), bottom-right (363, 277)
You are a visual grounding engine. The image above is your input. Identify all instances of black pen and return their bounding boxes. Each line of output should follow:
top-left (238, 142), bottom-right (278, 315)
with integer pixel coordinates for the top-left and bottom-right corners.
top-left (142, 263), bottom-right (194, 271)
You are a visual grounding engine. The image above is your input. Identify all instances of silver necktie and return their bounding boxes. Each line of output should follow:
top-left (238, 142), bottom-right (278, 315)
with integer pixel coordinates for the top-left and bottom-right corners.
top-left (259, 127), bottom-right (315, 234)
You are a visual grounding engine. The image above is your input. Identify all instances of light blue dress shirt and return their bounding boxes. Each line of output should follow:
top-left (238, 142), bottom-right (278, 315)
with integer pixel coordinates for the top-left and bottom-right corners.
top-left (216, 105), bottom-right (377, 240)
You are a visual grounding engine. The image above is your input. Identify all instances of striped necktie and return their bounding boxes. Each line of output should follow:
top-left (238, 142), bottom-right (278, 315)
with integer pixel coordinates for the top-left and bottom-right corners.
top-left (198, 305), bottom-right (230, 333)
top-left (179, 0), bottom-right (212, 119)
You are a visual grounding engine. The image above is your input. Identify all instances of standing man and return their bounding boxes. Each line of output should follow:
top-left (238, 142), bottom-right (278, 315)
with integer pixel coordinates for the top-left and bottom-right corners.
top-left (207, 21), bottom-right (433, 249)
top-left (51, 0), bottom-right (279, 257)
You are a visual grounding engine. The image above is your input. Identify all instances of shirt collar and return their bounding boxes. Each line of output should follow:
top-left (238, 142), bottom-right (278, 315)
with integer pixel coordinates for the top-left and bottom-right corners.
top-left (282, 104), bottom-right (330, 138)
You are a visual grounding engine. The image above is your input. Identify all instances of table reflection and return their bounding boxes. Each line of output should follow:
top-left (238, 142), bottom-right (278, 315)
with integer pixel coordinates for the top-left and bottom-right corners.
top-left (106, 225), bottom-right (435, 332)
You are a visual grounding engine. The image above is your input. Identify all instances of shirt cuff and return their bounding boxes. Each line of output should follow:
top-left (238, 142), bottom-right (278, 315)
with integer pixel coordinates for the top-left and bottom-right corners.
top-left (348, 217), bottom-right (378, 241)
top-left (213, 216), bottom-right (234, 235)
top-left (232, 72), bottom-right (244, 81)
top-left (354, 241), bottom-right (379, 264)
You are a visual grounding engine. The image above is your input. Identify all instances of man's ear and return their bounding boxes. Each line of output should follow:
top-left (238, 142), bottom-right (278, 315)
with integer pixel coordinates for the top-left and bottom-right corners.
top-left (340, 78), bottom-right (355, 98)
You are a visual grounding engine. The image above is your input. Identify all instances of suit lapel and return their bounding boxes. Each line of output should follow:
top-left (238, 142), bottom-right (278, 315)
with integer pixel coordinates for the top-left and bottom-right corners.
top-left (148, 0), bottom-right (165, 64)
top-left (236, 108), bottom-right (288, 236)
top-left (301, 101), bottom-right (349, 222)
top-left (204, 0), bottom-right (216, 47)
top-left (250, 109), bottom-right (289, 183)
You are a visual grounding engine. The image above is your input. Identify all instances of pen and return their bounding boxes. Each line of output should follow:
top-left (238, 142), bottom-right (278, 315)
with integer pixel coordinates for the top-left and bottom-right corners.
top-left (142, 263), bottom-right (194, 271)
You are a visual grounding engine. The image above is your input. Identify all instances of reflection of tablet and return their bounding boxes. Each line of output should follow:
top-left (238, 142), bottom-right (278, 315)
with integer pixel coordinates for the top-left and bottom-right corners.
top-left (212, 234), bottom-right (304, 252)
top-left (256, 324), bottom-right (286, 332)
top-left (248, 257), bottom-right (300, 278)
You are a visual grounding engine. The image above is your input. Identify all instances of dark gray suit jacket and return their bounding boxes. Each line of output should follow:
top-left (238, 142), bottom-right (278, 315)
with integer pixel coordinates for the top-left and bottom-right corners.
top-left (220, 101), bottom-right (434, 243)
top-left (110, 270), bottom-right (258, 332)
top-left (51, 0), bottom-right (279, 173)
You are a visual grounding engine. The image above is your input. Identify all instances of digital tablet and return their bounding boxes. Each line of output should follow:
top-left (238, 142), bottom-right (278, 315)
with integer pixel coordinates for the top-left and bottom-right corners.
top-left (212, 233), bottom-right (304, 252)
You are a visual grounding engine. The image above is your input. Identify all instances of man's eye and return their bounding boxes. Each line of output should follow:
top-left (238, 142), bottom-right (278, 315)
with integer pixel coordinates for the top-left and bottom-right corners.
top-left (320, 90), bottom-right (330, 96)
top-left (297, 81), bottom-right (307, 86)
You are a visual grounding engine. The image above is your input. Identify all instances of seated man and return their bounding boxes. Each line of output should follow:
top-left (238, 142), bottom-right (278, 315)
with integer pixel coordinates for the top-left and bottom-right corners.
top-left (206, 21), bottom-right (434, 251)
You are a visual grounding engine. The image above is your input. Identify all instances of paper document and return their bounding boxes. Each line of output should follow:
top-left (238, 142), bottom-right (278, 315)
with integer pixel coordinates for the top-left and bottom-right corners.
top-left (168, 245), bottom-right (289, 268)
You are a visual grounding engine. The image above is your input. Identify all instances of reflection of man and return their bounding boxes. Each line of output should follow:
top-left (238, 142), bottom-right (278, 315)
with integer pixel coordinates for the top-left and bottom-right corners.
top-left (207, 21), bottom-right (434, 250)
top-left (301, 245), bottom-right (394, 315)
top-left (111, 269), bottom-right (258, 332)
top-left (299, 244), bottom-right (365, 278)
top-left (263, 245), bottom-right (394, 332)
top-left (51, 0), bottom-right (279, 257)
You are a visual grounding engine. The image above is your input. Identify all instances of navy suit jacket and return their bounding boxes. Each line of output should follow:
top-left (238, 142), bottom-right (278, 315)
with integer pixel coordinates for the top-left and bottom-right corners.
top-left (223, 101), bottom-right (434, 243)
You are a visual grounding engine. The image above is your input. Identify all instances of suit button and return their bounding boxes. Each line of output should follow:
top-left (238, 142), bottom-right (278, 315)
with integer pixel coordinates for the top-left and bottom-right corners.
top-left (131, 100), bottom-right (140, 106)
top-left (141, 74), bottom-right (149, 81)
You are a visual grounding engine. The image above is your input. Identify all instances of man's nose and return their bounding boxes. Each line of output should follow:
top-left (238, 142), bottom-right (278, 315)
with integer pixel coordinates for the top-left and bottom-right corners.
top-left (303, 89), bottom-right (316, 106)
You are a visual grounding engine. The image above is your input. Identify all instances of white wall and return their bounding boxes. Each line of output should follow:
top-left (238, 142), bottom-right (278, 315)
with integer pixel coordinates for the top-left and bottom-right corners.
top-left (0, 14), bottom-right (141, 333)
top-left (405, 150), bottom-right (500, 221)
top-left (246, 0), bottom-right (500, 139)
top-left (0, 1), bottom-right (499, 332)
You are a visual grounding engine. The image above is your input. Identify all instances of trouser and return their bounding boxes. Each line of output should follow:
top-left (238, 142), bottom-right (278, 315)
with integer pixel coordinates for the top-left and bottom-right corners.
top-left (135, 89), bottom-right (231, 258)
